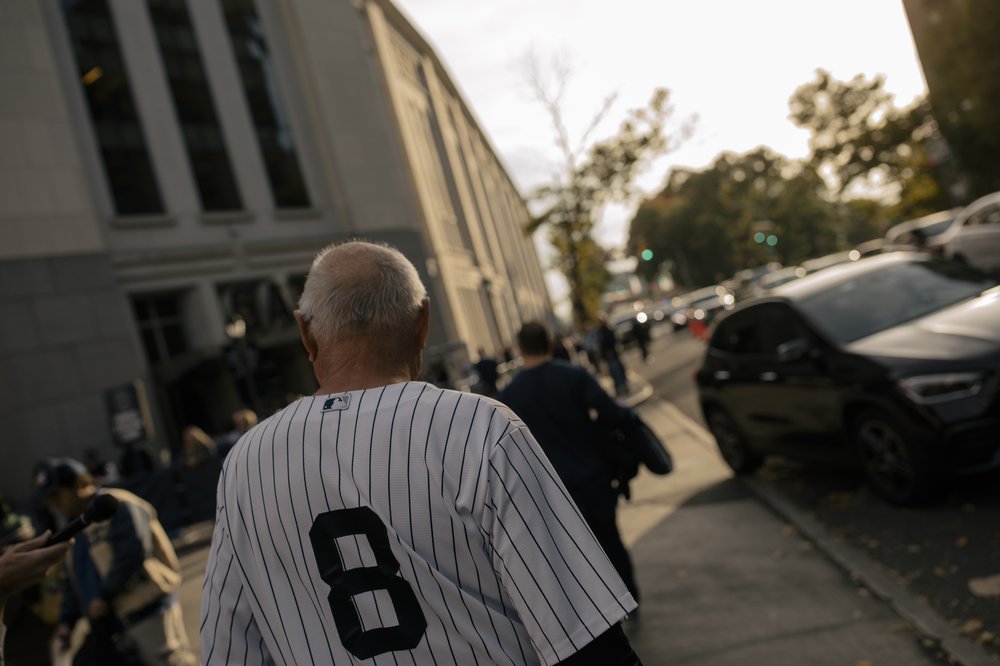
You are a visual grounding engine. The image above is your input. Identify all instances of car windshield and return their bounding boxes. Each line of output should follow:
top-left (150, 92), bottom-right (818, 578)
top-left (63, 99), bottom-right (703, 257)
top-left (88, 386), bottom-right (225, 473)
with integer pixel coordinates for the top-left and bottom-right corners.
top-left (922, 217), bottom-right (955, 237)
top-left (796, 260), bottom-right (996, 343)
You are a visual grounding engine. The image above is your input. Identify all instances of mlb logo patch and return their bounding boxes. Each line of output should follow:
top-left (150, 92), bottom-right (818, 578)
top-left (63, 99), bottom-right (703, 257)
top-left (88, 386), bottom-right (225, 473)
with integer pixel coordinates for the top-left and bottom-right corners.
top-left (323, 395), bottom-right (350, 411)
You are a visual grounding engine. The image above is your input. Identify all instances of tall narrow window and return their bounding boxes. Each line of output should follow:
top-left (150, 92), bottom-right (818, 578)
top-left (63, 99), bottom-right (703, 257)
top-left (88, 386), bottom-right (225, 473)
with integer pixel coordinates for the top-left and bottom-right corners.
top-left (148, 0), bottom-right (242, 211)
top-left (132, 293), bottom-right (189, 364)
top-left (220, 0), bottom-right (310, 209)
top-left (60, 0), bottom-right (164, 216)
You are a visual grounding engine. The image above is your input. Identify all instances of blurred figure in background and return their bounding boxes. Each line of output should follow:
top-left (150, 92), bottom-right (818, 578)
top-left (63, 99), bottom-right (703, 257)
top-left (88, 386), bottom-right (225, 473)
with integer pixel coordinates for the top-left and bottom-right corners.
top-left (631, 317), bottom-right (652, 363)
top-left (118, 442), bottom-right (157, 481)
top-left (552, 334), bottom-right (573, 362)
top-left (472, 347), bottom-right (500, 396)
top-left (36, 458), bottom-right (194, 666)
top-left (213, 408), bottom-right (257, 460)
top-left (0, 508), bottom-right (70, 666)
top-left (1, 495), bottom-right (72, 666)
top-left (598, 317), bottom-right (629, 396)
top-left (83, 449), bottom-right (119, 486)
top-left (180, 426), bottom-right (215, 469)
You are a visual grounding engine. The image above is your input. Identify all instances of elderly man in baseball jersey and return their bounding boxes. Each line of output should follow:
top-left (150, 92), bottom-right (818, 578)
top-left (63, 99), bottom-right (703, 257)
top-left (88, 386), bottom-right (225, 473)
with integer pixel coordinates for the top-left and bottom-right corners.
top-left (200, 240), bottom-right (641, 665)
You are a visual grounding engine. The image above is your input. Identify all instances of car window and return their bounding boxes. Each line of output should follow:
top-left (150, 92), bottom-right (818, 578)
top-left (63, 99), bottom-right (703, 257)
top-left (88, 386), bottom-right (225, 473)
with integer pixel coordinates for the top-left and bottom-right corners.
top-left (965, 203), bottom-right (1000, 227)
top-left (923, 217), bottom-right (956, 237)
top-left (796, 260), bottom-right (995, 343)
top-left (754, 304), bottom-right (812, 353)
top-left (711, 309), bottom-right (762, 354)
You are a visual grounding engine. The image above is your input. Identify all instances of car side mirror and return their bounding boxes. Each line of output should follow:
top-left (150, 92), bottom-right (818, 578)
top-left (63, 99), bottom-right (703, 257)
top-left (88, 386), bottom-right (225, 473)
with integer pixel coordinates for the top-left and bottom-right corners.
top-left (776, 337), bottom-right (811, 362)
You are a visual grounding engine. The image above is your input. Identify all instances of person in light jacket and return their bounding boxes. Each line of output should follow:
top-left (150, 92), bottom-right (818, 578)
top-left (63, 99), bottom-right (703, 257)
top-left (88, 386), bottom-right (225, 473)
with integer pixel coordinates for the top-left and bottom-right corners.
top-left (36, 458), bottom-right (193, 666)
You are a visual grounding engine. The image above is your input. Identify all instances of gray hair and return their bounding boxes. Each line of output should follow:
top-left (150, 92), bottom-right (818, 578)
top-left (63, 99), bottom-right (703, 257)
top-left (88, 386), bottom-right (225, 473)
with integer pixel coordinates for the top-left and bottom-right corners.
top-left (298, 241), bottom-right (427, 340)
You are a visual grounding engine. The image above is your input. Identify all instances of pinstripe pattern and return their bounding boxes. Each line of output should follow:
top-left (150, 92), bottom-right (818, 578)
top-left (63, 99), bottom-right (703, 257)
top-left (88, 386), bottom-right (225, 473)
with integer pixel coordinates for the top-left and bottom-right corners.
top-left (200, 382), bottom-right (635, 665)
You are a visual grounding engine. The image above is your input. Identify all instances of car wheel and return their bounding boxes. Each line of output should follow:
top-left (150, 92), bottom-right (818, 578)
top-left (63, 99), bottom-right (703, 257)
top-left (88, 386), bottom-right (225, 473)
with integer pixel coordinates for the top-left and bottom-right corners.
top-left (953, 253), bottom-right (969, 265)
top-left (853, 411), bottom-right (933, 505)
top-left (707, 408), bottom-right (762, 474)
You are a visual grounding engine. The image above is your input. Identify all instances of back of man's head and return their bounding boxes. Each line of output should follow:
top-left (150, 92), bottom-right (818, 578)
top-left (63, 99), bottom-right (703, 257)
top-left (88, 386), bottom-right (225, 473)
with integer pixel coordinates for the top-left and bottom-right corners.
top-left (298, 241), bottom-right (428, 363)
top-left (517, 321), bottom-right (552, 357)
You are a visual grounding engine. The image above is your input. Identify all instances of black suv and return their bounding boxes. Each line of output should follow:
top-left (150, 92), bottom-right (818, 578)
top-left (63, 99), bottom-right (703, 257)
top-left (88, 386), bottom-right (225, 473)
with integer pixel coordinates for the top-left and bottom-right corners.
top-left (695, 252), bottom-right (1000, 505)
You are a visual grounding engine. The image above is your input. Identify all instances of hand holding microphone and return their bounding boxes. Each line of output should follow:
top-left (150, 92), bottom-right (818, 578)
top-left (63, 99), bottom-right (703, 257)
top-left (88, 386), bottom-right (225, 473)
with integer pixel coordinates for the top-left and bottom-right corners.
top-left (45, 494), bottom-right (120, 546)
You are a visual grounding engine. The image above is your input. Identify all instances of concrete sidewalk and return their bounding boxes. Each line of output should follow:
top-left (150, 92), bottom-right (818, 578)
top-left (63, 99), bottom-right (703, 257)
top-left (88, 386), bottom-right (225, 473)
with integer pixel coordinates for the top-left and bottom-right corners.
top-left (620, 398), bottom-right (993, 665)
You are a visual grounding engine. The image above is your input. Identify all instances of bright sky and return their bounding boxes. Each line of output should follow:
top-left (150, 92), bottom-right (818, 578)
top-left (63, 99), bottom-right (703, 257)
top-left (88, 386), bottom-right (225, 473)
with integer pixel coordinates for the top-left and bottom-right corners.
top-left (391, 0), bottom-right (928, 307)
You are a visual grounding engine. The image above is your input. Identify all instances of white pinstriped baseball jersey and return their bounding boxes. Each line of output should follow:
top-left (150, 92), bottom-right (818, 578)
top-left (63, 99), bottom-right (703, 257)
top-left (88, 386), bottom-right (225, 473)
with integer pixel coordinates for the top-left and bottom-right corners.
top-left (200, 381), bottom-right (635, 665)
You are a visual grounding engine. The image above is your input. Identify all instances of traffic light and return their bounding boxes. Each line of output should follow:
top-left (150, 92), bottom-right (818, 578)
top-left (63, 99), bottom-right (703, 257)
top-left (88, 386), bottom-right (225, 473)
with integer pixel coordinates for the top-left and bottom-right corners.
top-left (753, 232), bottom-right (766, 244)
top-left (641, 248), bottom-right (654, 261)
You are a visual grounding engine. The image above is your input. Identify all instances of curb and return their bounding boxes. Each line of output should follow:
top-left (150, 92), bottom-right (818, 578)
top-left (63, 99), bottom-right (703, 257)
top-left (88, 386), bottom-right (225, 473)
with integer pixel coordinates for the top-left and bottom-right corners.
top-left (599, 371), bottom-right (655, 409)
top-left (658, 400), bottom-right (996, 666)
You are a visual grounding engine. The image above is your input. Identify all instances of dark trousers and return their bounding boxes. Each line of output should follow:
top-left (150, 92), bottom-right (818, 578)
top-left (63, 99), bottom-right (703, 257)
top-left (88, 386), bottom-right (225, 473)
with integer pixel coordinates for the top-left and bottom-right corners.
top-left (606, 356), bottom-right (628, 395)
top-left (571, 486), bottom-right (639, 604)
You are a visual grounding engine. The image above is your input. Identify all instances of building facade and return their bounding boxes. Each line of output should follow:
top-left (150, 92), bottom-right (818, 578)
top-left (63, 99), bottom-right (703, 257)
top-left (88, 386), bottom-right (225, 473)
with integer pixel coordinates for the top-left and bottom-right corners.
top-left (0, 0), bottom-right (550, 496)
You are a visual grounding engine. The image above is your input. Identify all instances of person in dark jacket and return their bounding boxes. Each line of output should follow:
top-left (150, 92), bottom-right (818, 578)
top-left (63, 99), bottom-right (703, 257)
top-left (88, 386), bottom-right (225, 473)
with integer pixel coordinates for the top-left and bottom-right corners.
top-left (498, 321), bottom-right (640, 605)
top-left (472, 347), bottom-right (500, 396)
top-left (597, 318), bottom-right (629, 396)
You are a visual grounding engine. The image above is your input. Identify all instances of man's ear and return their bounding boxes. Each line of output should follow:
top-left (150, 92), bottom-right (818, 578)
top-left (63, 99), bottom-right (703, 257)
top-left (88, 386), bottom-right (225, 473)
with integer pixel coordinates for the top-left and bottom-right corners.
top-left (415, 298), bottom-right (430, 349)
top-left (294, 310), bottom-right (318, 362)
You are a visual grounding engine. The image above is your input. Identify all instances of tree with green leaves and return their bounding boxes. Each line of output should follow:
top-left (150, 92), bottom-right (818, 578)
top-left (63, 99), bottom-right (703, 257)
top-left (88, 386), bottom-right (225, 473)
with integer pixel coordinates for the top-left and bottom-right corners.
top-left (524, 57), bottom-right (693, 325)
top-left (789, 69), bottom-right (952, 219)
top-left (630, 148), bottom-right (850, 287)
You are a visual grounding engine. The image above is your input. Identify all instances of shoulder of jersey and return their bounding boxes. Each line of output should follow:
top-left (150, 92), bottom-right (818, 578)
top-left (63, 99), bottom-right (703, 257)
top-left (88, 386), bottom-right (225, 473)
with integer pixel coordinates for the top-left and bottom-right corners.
top-left (222, 403), bottom-right (294, 465)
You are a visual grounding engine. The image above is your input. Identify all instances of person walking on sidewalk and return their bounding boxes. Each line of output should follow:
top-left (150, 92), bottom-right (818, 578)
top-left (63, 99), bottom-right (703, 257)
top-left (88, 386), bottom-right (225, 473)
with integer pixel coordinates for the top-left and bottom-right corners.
top-left (498, 320), bottom-right (641, 606)
top-left (200, 241), bottom-right (642, 665)
top-left (597, 317), bottom-right (629, 396)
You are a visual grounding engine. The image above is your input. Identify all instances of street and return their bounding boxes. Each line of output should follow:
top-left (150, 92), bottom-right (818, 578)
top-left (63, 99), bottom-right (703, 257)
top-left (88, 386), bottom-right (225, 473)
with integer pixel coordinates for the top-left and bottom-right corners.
top-left (624, 325), bottom-right (1000, 661)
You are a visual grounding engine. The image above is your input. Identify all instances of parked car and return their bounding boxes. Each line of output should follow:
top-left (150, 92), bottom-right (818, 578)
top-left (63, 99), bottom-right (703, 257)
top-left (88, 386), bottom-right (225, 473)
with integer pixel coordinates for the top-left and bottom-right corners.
top-left (670, 285), bottom-right (735, 329)
top-left (695, 252), bottom-right (1000, 505)
top-left (800, 250), bottom-right (861, 275)
top-left (885, 208), bottom-right (961, 249)
top-left (648, 297), bottom-right (683, 325)
top-left (727, 262), bottom-right (782, 300)
top-left (854, 238), bottom-right (887, 257)
top-left (929, 191), bottom-right (1000, 276)
top-left (749, 265), bottom-right (807, 296)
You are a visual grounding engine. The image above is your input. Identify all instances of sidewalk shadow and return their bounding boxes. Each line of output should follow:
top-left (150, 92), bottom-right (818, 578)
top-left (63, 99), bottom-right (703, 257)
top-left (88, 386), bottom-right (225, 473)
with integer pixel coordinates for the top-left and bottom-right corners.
top-left (621, 476), bottom-right (945, 666)
top-left (674, 477), bottom-right (748, 508)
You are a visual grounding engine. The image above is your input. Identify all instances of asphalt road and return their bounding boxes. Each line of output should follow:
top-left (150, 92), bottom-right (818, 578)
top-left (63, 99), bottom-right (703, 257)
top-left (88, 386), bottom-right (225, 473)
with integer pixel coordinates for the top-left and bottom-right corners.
top-left (627, 325), bottom-right (1000, 661)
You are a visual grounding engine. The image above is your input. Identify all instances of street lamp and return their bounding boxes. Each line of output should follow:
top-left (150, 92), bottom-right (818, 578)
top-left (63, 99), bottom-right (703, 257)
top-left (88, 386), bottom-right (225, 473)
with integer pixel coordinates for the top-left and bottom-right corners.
top-left (225, 314), bottom-right (258, 411)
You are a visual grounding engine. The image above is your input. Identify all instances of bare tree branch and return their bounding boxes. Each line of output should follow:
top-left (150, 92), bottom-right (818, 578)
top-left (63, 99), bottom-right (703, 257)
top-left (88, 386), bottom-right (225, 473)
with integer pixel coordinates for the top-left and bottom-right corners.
top-left (577, 92), bottom-right (619, 156)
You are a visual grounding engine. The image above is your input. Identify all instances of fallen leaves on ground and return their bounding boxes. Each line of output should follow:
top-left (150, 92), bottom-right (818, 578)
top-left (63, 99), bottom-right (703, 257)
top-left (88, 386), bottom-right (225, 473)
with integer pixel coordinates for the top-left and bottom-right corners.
top-left (969, 574), bottom-right (1000, 598)
top-left (821, 490), bottom-right (859, 510)
top-left (961, 618), bottom-right (984, 636)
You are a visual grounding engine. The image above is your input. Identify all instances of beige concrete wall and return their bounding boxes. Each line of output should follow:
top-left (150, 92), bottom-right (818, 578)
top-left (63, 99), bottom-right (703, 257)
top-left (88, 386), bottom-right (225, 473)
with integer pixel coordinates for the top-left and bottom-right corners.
top-left (0, 0), bottom-right (105, 260)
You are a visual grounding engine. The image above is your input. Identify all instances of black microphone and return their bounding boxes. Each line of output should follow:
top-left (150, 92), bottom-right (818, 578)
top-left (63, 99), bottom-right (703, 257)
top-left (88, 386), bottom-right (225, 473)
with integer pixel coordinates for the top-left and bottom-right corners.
top-left (45, 494), bottom-right (120, 545)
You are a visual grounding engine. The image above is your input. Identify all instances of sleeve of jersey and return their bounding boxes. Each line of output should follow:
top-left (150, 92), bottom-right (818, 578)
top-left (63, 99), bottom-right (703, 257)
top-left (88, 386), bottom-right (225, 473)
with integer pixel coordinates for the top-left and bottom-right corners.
top-left (484, 425), bottom-right (637, 666)
top-left (200, 481), bottom-right (273, 665)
